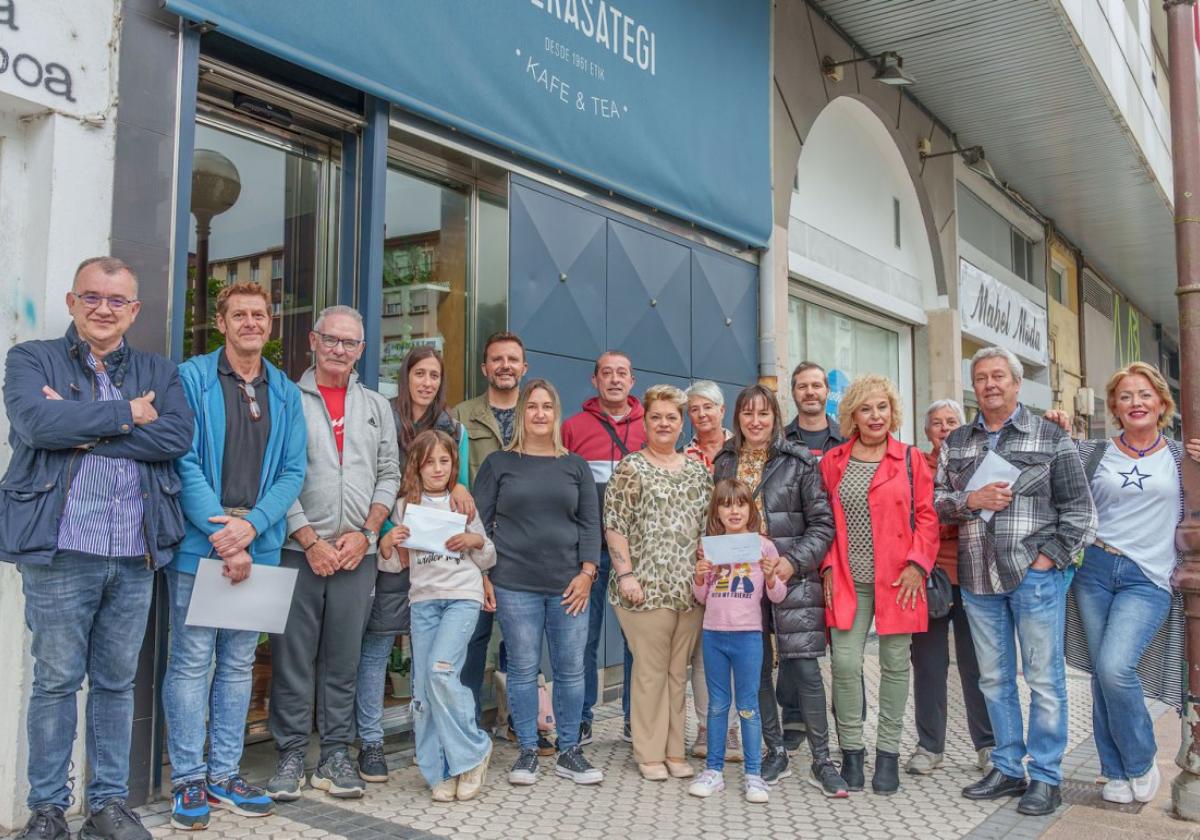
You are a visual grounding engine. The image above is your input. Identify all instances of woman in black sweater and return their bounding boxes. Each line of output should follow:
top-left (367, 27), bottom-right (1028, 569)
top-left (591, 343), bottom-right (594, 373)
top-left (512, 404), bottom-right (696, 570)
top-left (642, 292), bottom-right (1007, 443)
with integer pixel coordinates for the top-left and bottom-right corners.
top-left (473, 379), bottom-right (603, 788)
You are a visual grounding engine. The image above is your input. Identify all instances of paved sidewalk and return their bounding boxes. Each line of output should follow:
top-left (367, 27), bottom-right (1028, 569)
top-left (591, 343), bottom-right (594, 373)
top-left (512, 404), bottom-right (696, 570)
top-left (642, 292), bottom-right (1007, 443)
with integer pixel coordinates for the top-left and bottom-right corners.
top-left (123, 641), bottom-right (1190, 840)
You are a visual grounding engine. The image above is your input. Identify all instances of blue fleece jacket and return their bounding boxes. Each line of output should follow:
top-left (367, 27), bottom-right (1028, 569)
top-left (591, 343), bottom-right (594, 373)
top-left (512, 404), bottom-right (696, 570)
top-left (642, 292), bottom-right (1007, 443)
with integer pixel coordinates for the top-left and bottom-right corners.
top-left (173, 348), bottom-right (307, 574)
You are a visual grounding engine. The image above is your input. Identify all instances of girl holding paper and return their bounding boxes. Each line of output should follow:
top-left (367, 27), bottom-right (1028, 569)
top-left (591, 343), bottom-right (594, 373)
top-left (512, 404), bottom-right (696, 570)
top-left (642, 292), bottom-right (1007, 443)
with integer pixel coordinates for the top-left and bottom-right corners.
top-left (377, 429), bottom-right (495, 802)
top-left (688, 479), bottom-right (787, 804)
top-left (819, 374), bottom-right (939, 796)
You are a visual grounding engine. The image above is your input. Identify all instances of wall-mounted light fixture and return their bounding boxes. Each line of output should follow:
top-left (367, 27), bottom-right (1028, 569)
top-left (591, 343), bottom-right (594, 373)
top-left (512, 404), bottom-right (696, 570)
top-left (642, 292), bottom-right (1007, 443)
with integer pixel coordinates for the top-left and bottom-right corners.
top-left (919, 143), bottom-right (997, 180)
top-left (822, 51), bottom-right (914, 86)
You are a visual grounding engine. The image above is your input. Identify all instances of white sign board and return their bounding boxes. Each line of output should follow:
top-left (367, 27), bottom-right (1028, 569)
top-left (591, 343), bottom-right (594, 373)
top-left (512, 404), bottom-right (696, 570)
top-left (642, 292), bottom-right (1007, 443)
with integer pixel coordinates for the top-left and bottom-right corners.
top-left (959, 259), bottom-right (1048, 367)
top-left (0, 0), bottom-right (114, 115)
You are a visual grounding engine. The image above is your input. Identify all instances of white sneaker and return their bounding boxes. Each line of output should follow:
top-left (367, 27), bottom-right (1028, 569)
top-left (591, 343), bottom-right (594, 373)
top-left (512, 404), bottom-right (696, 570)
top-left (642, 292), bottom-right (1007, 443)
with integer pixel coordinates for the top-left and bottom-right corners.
top-left (688, 769), bottom-right (725, 798)
top-left (1131, 764), bottom-right (1161, 803)
top-left (744, 774), bottom-right (770, 804)
top-left (430, 778), bottom-right (457, 802)
top-left (1101, 779), bottom-right (1133, 804)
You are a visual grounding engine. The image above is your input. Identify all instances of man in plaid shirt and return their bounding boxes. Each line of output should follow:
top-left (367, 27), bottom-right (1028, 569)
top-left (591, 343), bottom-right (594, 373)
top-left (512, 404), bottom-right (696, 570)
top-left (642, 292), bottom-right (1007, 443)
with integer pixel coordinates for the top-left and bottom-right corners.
top-left (935, 346), bottom-right (1096, 818)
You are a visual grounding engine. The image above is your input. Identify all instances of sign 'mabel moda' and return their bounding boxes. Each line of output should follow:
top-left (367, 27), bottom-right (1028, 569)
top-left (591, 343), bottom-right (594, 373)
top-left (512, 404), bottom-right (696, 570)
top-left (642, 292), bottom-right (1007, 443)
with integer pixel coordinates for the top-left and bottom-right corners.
top-left (959, 259), bottom-right (1048, 367)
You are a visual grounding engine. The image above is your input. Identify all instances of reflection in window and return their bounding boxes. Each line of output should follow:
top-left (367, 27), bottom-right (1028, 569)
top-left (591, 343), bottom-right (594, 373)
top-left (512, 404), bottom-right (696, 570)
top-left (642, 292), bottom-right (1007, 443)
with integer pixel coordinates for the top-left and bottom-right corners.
top-left (185, 123), bottom-right (337, 379)
top-left (470, 192), bottom-right (509, 396)
top-left (379, 168), bottom-right (470, 401)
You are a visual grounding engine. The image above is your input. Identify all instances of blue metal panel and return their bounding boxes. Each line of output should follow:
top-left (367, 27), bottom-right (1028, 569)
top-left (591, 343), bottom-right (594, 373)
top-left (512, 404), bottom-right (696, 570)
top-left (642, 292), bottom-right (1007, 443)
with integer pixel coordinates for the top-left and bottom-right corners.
top-left (357, 96), bottom-right (389, 389)
top-left (607, 222), bottom-right (690, 379)
top-left (168, 26), bottom-right (201, 363)
top-left (524, 351), bottom-right (596, 421)
top-left (509, 183), bottom-right (607, 362)
top-left (690, 249), bottom-right (758, 386)
top-left (337, 130), bottom-right (359, 307)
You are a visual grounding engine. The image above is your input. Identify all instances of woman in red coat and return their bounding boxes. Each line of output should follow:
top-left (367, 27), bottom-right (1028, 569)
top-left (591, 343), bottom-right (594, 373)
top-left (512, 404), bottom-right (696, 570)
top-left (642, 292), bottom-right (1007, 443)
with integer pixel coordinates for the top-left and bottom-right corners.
top-left (819, 374), bottom-right (939, 796)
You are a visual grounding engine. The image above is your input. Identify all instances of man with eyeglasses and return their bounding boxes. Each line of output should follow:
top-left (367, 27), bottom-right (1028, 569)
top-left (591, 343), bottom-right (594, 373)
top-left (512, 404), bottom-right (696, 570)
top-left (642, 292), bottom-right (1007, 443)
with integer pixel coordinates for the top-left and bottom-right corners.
top-left (265, 306), bottom-right (400, 801)
top-left (2, 257), bottom-right (193, 840)
top-left (166, 282), bottom-right (306, 832)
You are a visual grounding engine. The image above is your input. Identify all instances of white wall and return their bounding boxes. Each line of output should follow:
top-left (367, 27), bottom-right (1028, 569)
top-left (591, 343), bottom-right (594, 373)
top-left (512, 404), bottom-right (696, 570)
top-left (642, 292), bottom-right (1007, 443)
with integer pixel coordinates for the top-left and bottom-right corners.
top-left (0, 0), bottom-right (120, 829)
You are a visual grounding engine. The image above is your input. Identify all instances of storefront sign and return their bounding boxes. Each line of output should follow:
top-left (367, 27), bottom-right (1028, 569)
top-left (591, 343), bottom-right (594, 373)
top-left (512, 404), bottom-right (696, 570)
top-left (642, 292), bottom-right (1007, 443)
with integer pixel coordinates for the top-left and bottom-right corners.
top-left (959, 259), bottom-right (1048, 366)
top-left (164, 0), bottom-right (771, 246)
top-left (0, 0), bottom-right (100, 108)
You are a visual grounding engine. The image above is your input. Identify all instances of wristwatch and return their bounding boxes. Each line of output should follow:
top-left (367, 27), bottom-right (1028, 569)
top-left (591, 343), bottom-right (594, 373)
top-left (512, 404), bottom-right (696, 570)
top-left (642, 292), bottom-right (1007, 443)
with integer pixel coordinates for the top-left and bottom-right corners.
top-left (360, 527), bottom-right (376, 542)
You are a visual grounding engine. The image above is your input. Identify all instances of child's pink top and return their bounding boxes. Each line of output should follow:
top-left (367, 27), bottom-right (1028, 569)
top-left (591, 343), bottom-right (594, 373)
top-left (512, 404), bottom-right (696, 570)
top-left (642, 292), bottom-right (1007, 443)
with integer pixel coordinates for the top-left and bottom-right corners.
top-left (692, 535), bottom-right (786, 632)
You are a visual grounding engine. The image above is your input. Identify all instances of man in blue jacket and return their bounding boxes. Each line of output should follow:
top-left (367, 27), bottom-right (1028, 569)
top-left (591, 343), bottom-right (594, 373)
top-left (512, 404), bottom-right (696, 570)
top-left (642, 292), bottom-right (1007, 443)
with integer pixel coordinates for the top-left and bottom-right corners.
top-left (164, 282), bottom-right (306, 832)
top-left (2, 257), bottom-right (193, 840)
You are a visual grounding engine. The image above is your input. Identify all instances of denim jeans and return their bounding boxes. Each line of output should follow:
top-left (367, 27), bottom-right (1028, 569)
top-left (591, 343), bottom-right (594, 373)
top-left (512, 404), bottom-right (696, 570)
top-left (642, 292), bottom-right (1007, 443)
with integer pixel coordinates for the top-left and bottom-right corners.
top-left (162, 568), bottom-right (261, 785)
top-left (410, 599), bottom-right (492, 786)
top-left (702, 630), bottom-right (763, 775)
top-left (583, 548), bottom-right (632, 724)
top-left (21, 551), bottom-right (154, 811)
top-left (1073, 546), bottom-right (1171, 780)
top-left (461, 607), bottom-right (494, 725)
top-left (962, 566), bottom-right (1071, 785)
top-left (355, 631), bottom-right (397, 746)
top-left (493, 585), bottom-right (589, 752)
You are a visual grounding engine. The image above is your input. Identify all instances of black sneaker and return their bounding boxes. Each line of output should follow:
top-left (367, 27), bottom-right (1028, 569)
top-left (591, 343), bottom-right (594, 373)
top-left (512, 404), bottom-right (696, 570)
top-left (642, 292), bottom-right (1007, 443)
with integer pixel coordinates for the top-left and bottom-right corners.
top-left (509, 748), bottom-right (540, 785)
top-left (15, 805), bottom-right (68, 840)
top-left (78, 800), bottom-right (150, 840)
top-left (312, 749), bottom-right (366, 799)
top-left (760, 748), bottom-right (792, 786)
top-left (579, 720), bottom-right (594, 746)
top-left (810, 759), bottom-right (850, 798)
top-left (358, 741), bottom-right (389, 783)
top-left (555, 746), bottom-right (603, 785)
top-left (266, 748), bottom-right (306, 801)
top-left (622, 720), bottom-right (633, 743)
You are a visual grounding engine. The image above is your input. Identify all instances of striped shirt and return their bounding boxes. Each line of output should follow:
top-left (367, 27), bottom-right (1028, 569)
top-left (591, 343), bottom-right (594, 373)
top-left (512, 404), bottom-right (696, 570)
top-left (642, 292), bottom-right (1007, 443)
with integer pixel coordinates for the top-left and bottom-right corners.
top-left (56, 350), bottom-right (146, 557)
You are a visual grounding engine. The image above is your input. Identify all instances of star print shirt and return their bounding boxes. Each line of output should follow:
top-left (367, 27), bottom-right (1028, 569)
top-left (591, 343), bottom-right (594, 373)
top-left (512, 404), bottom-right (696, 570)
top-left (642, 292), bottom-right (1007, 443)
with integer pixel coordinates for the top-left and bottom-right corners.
top-left (1092, 444), bottom-right (1180, 591)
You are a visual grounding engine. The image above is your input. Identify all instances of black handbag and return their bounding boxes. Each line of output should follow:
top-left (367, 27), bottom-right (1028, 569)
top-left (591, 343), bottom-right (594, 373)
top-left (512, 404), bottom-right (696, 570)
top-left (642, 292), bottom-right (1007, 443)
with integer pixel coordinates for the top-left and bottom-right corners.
top-left (904, 447), bottom-right (953, 619)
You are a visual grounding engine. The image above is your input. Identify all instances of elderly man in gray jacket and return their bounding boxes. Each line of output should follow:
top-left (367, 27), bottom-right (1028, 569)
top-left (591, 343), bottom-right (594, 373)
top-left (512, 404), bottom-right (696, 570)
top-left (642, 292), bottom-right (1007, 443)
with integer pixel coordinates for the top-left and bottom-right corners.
top-left (265, 306), bottom-right (400, 802)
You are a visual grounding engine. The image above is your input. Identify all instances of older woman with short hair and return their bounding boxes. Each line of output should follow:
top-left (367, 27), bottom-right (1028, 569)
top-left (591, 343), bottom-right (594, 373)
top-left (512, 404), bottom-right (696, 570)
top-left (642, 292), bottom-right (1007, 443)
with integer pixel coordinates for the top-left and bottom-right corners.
top-left (682, 381), bottom-right (740, 762)
top-left (820, 374), bottom-right (939, 795)
top-left (606, 384), bottom-right (713, 782)
top-left (907, 400), bottom-right (994, 776)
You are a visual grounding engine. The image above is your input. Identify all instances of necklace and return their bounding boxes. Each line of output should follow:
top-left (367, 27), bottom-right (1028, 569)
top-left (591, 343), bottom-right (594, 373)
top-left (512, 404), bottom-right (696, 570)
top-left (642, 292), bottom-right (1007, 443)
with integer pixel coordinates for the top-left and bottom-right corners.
top-left (1119, 432), bottom-right (1163, 458)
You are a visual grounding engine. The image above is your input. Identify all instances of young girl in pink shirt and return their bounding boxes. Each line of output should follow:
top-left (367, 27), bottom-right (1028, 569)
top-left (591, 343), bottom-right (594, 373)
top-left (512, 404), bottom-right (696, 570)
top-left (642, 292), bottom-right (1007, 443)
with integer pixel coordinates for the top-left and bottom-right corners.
top-left (689, 479), bottom-right (787, 803)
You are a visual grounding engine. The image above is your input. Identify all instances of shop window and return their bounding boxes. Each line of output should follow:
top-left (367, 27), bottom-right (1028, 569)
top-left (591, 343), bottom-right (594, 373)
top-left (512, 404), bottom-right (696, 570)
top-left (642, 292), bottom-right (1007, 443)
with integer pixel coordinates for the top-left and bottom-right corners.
top-left (185, 121), bottom-right (338, 379)
top-left (378, 167), bottom-right (470, 402)
top-left (787, 296), bottom-right (901, 420)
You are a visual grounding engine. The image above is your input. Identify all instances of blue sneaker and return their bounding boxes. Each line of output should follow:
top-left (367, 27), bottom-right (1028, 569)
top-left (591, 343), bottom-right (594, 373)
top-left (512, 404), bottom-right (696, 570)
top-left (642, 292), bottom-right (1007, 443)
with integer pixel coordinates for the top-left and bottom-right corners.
top-left (170, 782), bottom-right (210, 831)
top-left (206, 774), bottom-right (275, 818)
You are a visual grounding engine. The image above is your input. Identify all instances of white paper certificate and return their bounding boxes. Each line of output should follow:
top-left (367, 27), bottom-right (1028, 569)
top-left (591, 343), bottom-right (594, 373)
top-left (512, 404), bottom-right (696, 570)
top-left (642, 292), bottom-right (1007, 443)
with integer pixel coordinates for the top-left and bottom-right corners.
top-left (185, 557), bottom-right (299, 634)
top-left (964, 450), bottom-right (1022, 523)
top-left (701, 533), bottom-right (763, 566)
top-left (402, 504), bottom-right (468, 558)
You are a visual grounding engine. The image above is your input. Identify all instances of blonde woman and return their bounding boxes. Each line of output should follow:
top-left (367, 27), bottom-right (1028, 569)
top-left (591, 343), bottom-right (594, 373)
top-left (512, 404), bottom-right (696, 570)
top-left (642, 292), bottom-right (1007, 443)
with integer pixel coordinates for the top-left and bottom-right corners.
top-left (472, 380), bottom-right (603, 787)
top-left (606, 385), bottom-right (713, 782)
top-left (819, 375), bottom-right (939, 795)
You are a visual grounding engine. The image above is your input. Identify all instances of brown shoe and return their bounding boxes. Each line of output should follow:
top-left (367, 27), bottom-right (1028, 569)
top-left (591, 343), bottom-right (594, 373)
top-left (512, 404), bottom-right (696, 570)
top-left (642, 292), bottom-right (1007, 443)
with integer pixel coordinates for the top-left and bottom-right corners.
top-left (639, 762), bottom-right (669, 781)
top-left (666, 760), bottom-right (695, 779)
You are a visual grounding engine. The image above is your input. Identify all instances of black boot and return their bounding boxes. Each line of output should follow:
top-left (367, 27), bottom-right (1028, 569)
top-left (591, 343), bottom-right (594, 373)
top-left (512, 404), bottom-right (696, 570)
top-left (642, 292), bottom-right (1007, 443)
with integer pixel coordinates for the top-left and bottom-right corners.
top-left (839, 748), bottom-right (865, 792)
top-left (871, 750), bottom-right (900, 795)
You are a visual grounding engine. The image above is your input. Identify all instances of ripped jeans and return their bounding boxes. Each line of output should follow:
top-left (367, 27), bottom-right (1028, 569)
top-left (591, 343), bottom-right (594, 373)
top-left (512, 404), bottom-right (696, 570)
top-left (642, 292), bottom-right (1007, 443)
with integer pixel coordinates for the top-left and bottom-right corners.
top-left (702, 629), bottom-right (764, 775)
top-left (410, 599), bottom-right (492, 787)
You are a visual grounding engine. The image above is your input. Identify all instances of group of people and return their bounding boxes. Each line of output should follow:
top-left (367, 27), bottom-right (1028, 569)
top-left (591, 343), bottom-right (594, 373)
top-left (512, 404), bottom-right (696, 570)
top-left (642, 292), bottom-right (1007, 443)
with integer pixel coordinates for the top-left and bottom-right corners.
top-left (2, 256), bottom-right (1190, 840)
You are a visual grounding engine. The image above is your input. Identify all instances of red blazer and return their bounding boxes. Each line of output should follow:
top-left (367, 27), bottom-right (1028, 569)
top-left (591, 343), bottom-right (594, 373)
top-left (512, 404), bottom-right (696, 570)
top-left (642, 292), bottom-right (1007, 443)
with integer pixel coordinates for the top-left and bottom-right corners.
top-left (819, 435), bottom-right (940, 635)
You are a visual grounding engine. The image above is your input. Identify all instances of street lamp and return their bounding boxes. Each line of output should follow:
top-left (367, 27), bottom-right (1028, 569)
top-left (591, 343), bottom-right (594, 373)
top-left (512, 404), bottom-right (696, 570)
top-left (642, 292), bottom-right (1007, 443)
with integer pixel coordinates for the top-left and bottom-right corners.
top-left (190, 149), bottom-right (241, 357)
top-left (822, 51), bottom-right (915, 86)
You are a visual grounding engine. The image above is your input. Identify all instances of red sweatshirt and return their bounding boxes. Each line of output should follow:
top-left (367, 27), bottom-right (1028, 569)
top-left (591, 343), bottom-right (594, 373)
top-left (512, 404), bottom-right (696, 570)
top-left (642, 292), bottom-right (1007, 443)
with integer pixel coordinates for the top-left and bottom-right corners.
top-left (561, 395), bottom-right (646, 490)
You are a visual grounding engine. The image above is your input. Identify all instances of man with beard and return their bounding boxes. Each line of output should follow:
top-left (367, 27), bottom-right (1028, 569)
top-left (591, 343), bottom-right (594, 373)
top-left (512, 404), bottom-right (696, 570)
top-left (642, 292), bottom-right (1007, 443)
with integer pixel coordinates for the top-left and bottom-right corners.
top-left (454, 331), bottom-right (529, 722)
top-left (784, 361), bottom-right (845, 458)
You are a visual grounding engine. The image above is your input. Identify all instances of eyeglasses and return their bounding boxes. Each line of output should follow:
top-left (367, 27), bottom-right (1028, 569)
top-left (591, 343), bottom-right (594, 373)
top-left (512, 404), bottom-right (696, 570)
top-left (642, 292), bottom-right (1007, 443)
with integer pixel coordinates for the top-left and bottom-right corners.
top-left (315, 332), bottom-right (363, 352)
top-left (72, 292), bottom-right (138, 310)
top-left (238, 381), bottom-right (262, 422)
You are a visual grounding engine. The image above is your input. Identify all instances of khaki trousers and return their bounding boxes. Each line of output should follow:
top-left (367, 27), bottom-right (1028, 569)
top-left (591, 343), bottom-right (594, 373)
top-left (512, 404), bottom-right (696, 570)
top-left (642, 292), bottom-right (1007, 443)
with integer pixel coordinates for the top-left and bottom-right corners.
top-left (616, 606), bottom-right (704, 764)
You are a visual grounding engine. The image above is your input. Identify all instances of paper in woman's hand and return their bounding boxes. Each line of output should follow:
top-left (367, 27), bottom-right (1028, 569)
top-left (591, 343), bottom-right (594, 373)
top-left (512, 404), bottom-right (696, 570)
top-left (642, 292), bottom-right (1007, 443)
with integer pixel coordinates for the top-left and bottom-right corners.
top-left (701, 533), bottom-right (762, 565)
top-left (403, 504), bottom-right (468, 557)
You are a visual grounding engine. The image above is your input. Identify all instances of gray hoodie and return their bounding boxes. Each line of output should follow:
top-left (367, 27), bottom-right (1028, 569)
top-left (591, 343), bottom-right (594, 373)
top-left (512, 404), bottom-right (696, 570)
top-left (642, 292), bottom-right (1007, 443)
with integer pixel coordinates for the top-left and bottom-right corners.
top-left (285, 368), bottom-right (401, 549)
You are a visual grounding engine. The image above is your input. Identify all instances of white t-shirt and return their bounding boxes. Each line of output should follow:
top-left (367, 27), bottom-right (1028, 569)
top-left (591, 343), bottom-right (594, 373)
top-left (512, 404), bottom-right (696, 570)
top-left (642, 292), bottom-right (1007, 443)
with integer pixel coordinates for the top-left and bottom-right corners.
top-left (1091, 443), bottom-right (1179, 591)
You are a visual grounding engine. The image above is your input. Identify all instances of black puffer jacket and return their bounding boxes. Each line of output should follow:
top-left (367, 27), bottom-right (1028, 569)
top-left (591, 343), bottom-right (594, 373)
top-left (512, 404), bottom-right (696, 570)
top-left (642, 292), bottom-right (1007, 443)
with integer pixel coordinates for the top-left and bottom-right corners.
top-left (366, 410), bottom-right (460, 635)
top-left (712, 439), bottom-right (835, 658)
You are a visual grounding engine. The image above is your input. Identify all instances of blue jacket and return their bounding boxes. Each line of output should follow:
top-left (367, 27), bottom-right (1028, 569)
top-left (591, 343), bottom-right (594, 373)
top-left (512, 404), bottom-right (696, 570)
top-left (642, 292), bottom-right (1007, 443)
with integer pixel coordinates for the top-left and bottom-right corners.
top-left (0, 325), bottom-right (194, 567)
top-left (173, 348), bottom-right (307, 574)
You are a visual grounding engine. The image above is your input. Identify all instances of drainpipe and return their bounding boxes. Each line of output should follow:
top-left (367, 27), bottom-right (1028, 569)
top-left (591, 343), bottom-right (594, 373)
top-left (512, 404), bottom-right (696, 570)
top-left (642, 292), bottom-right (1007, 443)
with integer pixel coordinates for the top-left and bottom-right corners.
top-left (758, 236), bottom-right (778, 391)
top-left (1165, 0), bottom-right (1200, 821)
